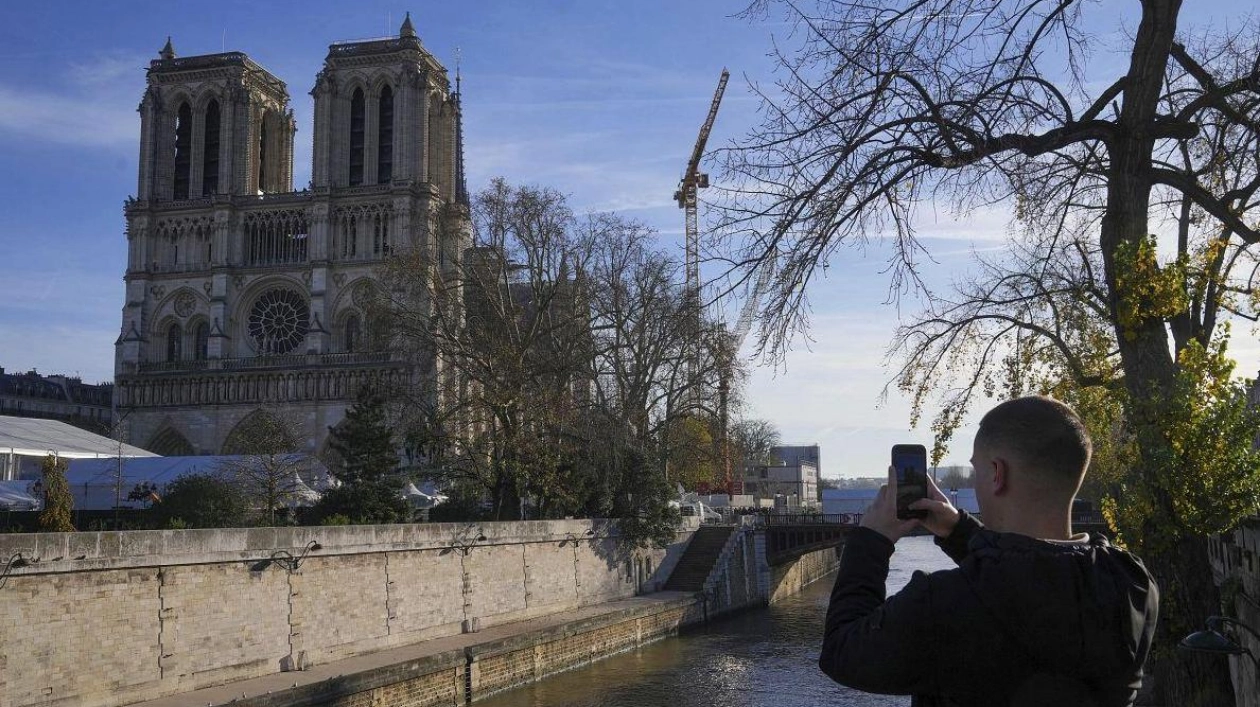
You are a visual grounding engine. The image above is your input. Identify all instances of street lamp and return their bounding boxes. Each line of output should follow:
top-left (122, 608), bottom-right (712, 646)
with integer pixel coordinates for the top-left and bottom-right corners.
top-left (1180, 615), bottom-right (1260, 669)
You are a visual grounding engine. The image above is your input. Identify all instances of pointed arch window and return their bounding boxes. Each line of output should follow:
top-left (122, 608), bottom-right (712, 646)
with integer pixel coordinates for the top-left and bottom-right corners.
top-left (341, 216), bottom-right (358, 258)
top-left (173, 102), bottom-right (192, 200)
top-left (349, 88), bottom-right (366, 185)
top-left (344, 315), bottom-right (361, 353)
top-left (377, 85), bottom-right (394, 183)
top-left (257, 111), bottom-right (269, 193)
top-left (372, 212), bottom-right (388, 255)
top-left (194, 322), bottom-right (209, 360)
top-left (202, 100), bottom-right (220, 196)
top-left (166, 323), bottom-right (183, 362)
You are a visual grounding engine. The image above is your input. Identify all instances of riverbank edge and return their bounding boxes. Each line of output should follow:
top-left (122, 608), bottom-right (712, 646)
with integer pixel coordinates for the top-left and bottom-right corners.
top-left (126, 590), bottom-right (704, 707)
top-left (125, 554), bottom-right (840, 707)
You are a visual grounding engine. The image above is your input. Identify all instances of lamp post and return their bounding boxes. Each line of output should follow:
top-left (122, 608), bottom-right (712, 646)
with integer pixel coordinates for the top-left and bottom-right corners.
top-left (1180, 615), bottom-right (1260, 671)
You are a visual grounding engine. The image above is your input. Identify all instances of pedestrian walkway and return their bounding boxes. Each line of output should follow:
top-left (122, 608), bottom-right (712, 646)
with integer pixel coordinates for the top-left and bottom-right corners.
top-left (131, 591), bottom-right (699, 707)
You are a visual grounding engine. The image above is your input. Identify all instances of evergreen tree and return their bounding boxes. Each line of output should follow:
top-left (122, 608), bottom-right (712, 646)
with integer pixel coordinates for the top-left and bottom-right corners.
top-left (316, 387), bottom-right (409, 524)
top-left (37, 455), bottom-right (74, 532)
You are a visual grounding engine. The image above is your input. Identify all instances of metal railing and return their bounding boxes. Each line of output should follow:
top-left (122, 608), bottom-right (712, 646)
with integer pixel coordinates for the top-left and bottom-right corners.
top-left (759, 513), bottom-right (862, 526)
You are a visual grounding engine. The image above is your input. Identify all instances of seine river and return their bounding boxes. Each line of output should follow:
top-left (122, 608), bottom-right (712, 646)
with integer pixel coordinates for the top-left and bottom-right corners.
top-left (478, 535), bottom-right (953, 707)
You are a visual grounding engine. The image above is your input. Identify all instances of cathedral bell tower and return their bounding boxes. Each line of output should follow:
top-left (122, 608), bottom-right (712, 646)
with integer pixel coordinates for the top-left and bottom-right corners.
top-left (136, 38), bottom-right (296, 202)
top-left (309, 11), bottom-right (463, 202)
top-left (116, 16), bottom-right (469, 459)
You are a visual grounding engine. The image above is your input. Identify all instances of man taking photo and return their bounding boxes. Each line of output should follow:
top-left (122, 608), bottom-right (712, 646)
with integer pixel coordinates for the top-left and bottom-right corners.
top-left (819, 396), bottom-right (1159, 706)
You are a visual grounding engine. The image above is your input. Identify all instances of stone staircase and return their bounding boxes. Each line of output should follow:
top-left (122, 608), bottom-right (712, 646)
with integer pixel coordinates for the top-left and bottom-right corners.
top-left (663, 525), bottom-right (736, 592)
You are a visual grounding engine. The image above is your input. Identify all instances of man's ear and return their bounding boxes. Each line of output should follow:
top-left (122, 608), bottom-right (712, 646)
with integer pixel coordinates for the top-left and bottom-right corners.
top-left (991, 457), bottom-right (1010, 496)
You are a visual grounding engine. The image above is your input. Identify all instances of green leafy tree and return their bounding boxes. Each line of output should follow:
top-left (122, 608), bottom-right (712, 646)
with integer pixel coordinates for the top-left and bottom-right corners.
top-left (150, 474), bottom-right (248, 529)
top-left (37, 455), bottom-right (74, 532)
top-left (316, 387), bottom-right (409, 524)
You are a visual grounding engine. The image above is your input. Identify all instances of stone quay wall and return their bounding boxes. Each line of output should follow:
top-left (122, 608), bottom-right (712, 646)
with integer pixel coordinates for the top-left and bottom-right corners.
top-left (1209, 516), bottom-right (1260, 707)
top-left (190, 541), bottom-right (840, 707)
top-left (0, 519), bottom-right (697, 707)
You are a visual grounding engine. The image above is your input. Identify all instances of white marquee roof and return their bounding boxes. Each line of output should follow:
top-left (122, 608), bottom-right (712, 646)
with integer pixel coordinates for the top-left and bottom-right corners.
top-left (0, 415), bottom-right (157, 459)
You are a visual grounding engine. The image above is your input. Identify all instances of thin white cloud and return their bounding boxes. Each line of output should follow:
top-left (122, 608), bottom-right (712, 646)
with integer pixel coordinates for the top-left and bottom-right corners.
top-left (0, 85), bottom-right (136, 147)
top-left (0, 53), bottom-right (144, 149)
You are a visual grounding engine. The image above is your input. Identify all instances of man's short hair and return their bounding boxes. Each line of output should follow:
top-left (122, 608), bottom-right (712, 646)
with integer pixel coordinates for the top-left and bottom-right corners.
top-left (976, 396), bottom-right (1092, 488)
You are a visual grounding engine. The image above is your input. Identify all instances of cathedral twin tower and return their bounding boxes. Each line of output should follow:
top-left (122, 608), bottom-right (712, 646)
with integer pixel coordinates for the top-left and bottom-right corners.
top-left (115, 14), bottom-right (467, 457)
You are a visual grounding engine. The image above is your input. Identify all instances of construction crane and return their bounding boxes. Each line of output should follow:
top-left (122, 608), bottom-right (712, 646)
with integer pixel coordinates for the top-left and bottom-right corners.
top-left (675, 68), bottom-right (729, 329)
top-left (674, 69), bottom-right (740, 495)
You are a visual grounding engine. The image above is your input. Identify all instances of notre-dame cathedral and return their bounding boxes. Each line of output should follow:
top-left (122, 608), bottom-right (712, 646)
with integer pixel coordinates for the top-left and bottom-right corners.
top-left (114, 14), bottom-right (468, 457)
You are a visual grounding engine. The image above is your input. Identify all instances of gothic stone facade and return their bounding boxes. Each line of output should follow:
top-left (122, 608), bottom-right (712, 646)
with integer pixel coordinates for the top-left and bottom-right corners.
top-left (115, 16), bottom-right (468, 456)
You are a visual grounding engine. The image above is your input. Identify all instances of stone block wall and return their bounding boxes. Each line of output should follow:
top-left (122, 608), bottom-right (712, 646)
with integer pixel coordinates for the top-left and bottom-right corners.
top-left (769, 542), bottom-right (841, 603)
top-left (1209, 517), bottom-right (1260, 707)
top-left (0, 518), bottom-right (697, 707)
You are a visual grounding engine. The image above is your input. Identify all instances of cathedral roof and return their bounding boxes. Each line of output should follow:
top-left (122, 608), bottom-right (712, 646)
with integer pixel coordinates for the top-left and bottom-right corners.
top-left (147, 50), bottom-right (288, 98)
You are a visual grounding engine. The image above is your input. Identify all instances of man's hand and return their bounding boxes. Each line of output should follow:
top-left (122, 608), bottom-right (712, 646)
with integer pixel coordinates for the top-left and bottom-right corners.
top-left (909, 473), bottom-right (960, 539)
top-left (859, 466), bottom-right (919, 542)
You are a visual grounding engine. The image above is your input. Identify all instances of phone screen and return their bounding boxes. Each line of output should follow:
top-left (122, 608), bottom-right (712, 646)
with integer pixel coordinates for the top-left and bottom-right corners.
top-left (892, 445), bottom-right (929, 520)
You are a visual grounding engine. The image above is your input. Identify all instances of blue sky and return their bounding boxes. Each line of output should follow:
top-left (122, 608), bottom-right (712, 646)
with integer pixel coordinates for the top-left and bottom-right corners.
top-left (0, 1), bottom-right (1254, 477)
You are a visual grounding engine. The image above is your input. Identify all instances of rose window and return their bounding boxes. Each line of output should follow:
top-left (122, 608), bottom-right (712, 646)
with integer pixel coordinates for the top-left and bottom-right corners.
top-left (247, 287), bottom-right (310, 355)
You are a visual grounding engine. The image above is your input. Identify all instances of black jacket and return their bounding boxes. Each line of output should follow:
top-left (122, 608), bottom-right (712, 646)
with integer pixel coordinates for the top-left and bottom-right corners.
top-left (819, 512), bottom-right (1158, 706)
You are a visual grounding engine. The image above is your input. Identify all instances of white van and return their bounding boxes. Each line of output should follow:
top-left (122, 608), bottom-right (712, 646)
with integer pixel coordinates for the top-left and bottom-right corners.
top-left (676, 501), bottom-right (722, 523)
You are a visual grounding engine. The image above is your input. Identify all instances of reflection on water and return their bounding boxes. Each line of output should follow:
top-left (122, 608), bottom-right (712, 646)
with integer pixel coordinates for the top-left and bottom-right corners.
top-left (477, 535), bottom-right (953, 707)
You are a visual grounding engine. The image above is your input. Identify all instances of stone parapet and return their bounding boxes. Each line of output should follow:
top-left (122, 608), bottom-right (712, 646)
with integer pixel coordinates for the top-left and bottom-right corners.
top-left (0, 519), bottom-right (698, 707)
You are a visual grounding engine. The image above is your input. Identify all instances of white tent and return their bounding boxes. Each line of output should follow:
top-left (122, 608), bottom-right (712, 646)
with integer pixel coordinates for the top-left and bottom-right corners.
top-left (402, 481), bottom-right (447, 509)
top-left (0, 480), bottom-right (40, 511)
top-left (1, 415), bottom-right (156, 481)
top-left (402, 482), bottom-right (434, 508)
top-left (287, 473), bottom-right (322, 507)
top-left (64, 455), bottom-right (331, 510)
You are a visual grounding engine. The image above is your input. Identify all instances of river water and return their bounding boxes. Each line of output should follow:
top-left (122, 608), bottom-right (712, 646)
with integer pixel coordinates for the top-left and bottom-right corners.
top-left (478, 535), bottom-right (954, 707)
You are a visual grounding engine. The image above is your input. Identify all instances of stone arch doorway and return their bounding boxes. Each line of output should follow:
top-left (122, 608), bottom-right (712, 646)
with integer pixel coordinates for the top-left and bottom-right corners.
top-left (146, 425), bottom-right (195, 456)
top-left (221, 409), bottom-right (298, 455)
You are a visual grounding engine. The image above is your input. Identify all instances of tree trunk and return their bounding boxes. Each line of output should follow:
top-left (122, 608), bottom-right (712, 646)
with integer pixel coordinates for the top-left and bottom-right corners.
top-left (1099, 1), bottom-right (1234, 704)
top-left (1141, 534), bottom-right (1234, 706)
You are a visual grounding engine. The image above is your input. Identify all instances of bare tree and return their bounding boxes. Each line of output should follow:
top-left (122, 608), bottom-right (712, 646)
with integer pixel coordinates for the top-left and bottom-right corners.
top-left (583, 221), bottom-right (735, 483)
top-left (730, 418), bottom-right (782, 466)
top-left (217, 408), bottom-right (304, 526)
top-left (383, 179), bottom-right (599, 519)
top-left (719, 2), bottom-right (1260, 702)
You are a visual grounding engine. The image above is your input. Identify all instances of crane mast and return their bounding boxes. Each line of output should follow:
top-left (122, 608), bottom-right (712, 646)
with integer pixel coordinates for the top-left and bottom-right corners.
top-left (671, 69), bottom-right (731, 496)
top-left (676, 69), bottom-right (729, 321)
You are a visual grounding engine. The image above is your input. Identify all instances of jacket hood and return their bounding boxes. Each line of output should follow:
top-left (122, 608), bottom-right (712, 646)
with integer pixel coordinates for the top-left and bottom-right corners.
top-left (960, 529), bottom-right (1158, 684)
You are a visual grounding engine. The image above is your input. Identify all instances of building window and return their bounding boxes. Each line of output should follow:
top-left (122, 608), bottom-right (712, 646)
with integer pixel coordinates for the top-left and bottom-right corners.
top-left (341, 217), bottom-right (358, 258)
top-left (243, 209), bottom-right (309, 266)
top-left (372, 212), bottom-right (388, 255)
top-left (248, 287), bottom-right (310, 355)
top-left (257, 112), bottom-right (269, 192)
top-left (166, 323), bottom-right (183, 362)
top-left (377, 85), bottom-right (393, 183)
top-left (344, 315), bottom-right (361, 353)
top-left (173, 102), bottom-right (192, 200)
top-left (202, 100), bottom-right (220, 195)
top-left (349, 88), bottom-right (365, 186)
top-left (194, 322), bottom-right (209, 360)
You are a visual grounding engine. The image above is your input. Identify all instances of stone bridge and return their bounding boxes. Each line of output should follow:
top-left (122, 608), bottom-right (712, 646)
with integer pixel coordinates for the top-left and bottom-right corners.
top-left (759, 513), bottom-right (858, 565)
top-left (756, 510), bottom-right (1114, 566)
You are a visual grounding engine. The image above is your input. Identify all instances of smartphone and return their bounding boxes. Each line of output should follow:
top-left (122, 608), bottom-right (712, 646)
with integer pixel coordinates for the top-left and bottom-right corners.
top-left (891, 444), bottom-right (929, 520)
